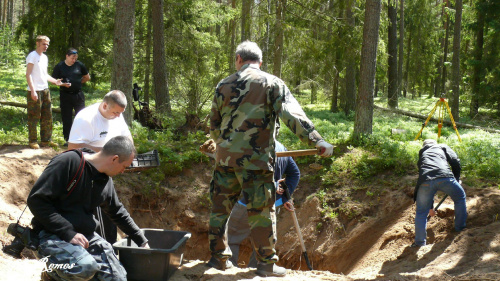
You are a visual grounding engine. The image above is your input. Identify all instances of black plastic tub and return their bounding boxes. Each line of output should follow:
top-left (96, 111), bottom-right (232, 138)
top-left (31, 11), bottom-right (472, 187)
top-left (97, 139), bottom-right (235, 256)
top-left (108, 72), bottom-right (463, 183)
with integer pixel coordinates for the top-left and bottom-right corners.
top-left (113, 228), bottom-right (191, 281)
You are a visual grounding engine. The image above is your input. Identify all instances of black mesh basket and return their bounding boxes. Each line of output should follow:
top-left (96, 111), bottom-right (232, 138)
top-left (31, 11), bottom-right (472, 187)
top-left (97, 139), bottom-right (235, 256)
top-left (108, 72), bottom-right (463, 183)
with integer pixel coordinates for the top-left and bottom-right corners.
top-left (126, 150), bottom-right (160, 172)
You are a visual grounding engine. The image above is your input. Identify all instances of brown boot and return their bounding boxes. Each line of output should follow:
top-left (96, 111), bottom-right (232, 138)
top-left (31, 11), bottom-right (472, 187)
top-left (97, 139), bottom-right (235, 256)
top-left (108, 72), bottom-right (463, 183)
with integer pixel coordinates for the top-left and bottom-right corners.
top-left (40, 141), bottom-right (58, 148)
top-left (206, 257), bottom-right (234, 270)
top-left (29, 142), bottom-right (40, 149)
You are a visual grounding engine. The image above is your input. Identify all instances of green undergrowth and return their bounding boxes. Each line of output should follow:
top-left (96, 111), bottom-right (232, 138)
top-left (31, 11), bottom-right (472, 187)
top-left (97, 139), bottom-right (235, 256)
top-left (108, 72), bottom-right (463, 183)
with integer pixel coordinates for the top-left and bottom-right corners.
top-left (1, 62), bottom-right (499, 202)
top-left (375, 96), bottom-right (500, 128)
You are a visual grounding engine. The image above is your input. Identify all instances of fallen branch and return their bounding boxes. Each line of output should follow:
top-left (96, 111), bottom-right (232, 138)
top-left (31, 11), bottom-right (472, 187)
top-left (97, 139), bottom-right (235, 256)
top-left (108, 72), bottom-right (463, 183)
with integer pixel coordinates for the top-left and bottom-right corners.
top-left (0, 100), bottom-right (62, 113)
top-left (374, 105), bottom-right (500, 134)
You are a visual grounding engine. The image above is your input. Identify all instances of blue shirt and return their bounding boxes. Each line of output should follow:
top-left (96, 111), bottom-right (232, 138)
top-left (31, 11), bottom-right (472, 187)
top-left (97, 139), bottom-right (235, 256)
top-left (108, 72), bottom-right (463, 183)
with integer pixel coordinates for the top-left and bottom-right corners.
top-left (239, 141), bottom-right (300, 207)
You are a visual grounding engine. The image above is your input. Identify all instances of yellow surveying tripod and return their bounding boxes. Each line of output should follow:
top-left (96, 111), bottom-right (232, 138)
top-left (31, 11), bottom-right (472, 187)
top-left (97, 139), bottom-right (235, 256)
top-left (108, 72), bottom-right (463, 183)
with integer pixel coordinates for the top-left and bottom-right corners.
top-left (414, 97), bottom-right (462, 142)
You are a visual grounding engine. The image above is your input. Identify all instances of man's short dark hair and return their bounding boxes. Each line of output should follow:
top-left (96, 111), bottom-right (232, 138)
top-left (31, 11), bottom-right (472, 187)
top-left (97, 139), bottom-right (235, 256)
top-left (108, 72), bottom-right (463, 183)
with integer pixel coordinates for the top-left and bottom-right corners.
top-left (66, 48), bottom-right (78, 56)
top-left (101, 136), bottom-right (136, 163)
top-left (103, 90), bottom-right (127, 108)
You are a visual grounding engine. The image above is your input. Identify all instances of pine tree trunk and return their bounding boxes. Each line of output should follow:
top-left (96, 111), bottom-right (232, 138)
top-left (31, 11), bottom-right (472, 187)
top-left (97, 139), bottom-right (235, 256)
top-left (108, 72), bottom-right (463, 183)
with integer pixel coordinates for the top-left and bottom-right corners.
top-left (330, 0), bottom-right (343, 113)
top-left (404, 27), bottom-right (411, 97)
top-left (469, 0), bottom-right (485, 119)
top-left (353, 0), bottom-right (381, 139)
top-left (398, 0), bottom-right (404, 98)
top-left (111, 0), bottom-right (136, 124)
top-left (2, 0), bottom-right (9, 26)
top-left (144, 3), bottom-right (152, 104)
top-left (440, 0), bottom-right (450, 96)
top-left (241, 0), bottom-right (251, 41)
top-left (273, 0), bottom-right (285, 77)
top-left (388, 0), bottom-right (398, 108)
top-left (71, 6), bottom-right (81, 48)
top-left (150, 0), bottom-right (171, 114)
top-left (344, 0), bottom-right (356, 115)
top-left (450, 0), bottom-right (462, 121)
top-left (8, 0), bottom-right (13, 28)
top-left (229, 0), bottom-right (236, 73)
top-left (262, 0), bottom-right (271, 72)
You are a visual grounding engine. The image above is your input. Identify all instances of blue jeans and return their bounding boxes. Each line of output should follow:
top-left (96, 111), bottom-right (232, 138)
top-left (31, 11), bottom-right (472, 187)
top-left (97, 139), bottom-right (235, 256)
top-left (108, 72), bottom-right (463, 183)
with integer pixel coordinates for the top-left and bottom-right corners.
top-left (415, 177), bottom-right (467, 246)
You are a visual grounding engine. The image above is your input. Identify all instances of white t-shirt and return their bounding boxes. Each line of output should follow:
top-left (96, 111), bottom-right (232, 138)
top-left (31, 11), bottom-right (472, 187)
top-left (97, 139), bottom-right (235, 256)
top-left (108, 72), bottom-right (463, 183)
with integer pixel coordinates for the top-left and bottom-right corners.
top-left (26, 51), bottom-right (49, 91)
top-left (68, 103), bottom-right (131, 148)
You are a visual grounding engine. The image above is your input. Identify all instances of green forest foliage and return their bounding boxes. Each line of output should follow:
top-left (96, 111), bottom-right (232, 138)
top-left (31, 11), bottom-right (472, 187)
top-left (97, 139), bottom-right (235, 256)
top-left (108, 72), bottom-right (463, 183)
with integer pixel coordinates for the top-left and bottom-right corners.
top-left (1, 0), bottom-right (497, 117)
top-left (1, 0), bottom-right (499, 190)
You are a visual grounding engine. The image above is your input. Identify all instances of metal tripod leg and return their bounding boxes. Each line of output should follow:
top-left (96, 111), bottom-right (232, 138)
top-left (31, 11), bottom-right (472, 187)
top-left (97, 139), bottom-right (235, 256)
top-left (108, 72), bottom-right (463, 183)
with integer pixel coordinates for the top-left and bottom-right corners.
top-left (414, 101), bottom-right (440, 141)
top-left (414, 97), bottom-right (462, 142)
top-left (443, 100), bottom-right (462, 142)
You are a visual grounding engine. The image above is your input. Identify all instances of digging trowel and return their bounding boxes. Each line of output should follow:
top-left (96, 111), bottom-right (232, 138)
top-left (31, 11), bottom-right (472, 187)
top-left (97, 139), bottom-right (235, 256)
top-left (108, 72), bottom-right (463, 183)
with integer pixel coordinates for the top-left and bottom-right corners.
top-left (426, 180), bottom-right (462, 220)
top-left (427, 195), bottom-right (448, 220)
top-left (281, 181), bottom-right (313, 270)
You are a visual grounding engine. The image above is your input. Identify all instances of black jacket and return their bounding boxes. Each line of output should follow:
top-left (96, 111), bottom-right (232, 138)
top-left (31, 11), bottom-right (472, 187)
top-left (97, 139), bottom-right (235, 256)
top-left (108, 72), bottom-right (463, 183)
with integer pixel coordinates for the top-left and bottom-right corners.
top-left (414, 143), bottom-right (461, 201)
top-left (27, 149), bottom-right (147, 246)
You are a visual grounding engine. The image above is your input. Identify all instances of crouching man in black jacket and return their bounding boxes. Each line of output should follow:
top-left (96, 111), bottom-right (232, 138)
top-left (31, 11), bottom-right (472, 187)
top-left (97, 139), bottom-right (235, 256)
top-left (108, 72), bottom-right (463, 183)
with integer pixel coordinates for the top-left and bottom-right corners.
top-left (413, 139), bottom-right (467, 247)
top-left (28, 136), bottom-right (149, 281)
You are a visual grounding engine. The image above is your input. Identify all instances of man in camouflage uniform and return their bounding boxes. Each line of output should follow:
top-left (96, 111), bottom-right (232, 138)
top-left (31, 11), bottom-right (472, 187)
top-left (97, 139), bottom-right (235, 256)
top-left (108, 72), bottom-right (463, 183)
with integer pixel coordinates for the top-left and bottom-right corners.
top-left (27, 136), bottom-right (149, 281)
top-left (208, 41), bottom-right (334, 277)
top-left (25, 35), bottom-right (63, 149)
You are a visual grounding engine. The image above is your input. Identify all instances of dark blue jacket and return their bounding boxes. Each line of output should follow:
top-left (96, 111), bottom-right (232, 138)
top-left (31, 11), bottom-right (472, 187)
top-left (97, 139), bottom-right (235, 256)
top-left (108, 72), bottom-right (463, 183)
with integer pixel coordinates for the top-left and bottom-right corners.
top-left (414, 143), bottom-right (461, 201)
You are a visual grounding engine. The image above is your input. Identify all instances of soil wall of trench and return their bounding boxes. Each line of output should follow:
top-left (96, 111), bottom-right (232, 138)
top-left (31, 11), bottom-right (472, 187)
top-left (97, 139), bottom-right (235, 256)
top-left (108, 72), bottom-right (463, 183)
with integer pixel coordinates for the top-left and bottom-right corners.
top-left (1, 146), bottom-right (499, 280)
top-left (114, 162), bottom-right (500, 280)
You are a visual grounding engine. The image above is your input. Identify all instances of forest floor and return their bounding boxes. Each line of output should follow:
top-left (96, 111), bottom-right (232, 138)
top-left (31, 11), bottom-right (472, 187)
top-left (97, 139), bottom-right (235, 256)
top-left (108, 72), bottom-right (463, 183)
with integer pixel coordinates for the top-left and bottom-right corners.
top-left (0, 145), bottom-right (499, 281)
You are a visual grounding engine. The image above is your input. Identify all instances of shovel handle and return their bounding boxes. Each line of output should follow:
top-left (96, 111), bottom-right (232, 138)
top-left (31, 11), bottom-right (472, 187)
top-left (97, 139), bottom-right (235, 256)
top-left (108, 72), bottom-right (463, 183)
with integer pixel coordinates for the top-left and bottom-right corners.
top-left (427, 194), bottom-right (449, 220)
top-left (282, 182), bottom-right (313, 270)
top-left (276, 149), bottom-right (320, 157)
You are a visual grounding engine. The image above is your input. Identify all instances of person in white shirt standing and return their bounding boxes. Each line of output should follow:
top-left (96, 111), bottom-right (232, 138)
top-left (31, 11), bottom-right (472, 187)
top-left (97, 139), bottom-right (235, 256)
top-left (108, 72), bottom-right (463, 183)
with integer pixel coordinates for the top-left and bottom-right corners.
top-left (26, 35), bottom-right (63, 149)
top-left (68, 89), bottom-right (133, 245)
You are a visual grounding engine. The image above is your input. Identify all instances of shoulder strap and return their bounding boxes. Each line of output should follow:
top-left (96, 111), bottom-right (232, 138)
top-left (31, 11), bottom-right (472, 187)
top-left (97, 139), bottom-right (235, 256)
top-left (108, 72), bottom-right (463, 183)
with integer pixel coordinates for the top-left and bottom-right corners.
top-left (20, 149), bottom-right (86, 222)
top-left (63, 149), bottom-right (86, 196)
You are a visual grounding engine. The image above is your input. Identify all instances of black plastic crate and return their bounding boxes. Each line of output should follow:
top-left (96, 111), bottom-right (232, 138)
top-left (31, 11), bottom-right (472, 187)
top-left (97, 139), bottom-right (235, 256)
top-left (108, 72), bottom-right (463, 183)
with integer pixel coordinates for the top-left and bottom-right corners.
top-left (113, 229), bottom-right (191, 281)
top-left (127, 150), bottom-right (160, 171)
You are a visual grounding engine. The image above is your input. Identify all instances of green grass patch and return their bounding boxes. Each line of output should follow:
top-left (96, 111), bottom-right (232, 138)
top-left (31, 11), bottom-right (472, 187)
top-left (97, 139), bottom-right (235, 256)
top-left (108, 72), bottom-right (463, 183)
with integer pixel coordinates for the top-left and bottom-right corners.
top-left (1, 62), bottom-right (499, 193)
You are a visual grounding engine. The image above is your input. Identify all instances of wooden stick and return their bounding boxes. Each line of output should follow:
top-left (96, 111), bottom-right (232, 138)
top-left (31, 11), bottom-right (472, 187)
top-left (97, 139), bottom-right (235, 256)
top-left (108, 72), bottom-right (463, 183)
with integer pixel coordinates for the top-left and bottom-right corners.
top-left (276, 149), bottom-right (319, 157)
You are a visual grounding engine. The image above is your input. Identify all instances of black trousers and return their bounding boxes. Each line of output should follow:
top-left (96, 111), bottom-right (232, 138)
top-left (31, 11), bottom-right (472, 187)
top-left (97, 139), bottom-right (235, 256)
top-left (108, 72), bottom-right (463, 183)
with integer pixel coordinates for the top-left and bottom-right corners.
top-left (60, 91), bottom-right (85, 141)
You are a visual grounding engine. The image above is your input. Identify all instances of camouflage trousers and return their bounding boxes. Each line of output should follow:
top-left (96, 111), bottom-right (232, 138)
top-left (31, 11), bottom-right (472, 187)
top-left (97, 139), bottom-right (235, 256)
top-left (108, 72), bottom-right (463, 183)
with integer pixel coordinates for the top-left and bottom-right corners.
top-left (209, 166), bottom-right (278, 264)
top-left (227, 201), bottom-right (278, 267)
top-left (27, 89), bottom-right (53, 143)
top-left (36, 230), bottom-right (127, 281)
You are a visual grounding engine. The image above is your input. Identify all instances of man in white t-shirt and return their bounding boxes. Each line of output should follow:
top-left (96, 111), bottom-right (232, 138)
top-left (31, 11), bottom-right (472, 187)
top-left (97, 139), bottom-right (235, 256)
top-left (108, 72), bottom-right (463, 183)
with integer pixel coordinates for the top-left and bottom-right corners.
top-left (68, 89), bottom-right (133, 245)
top-left (68, 90), bottom-right (133, 152)
top-left (26, 35), bottom-right (63, 149)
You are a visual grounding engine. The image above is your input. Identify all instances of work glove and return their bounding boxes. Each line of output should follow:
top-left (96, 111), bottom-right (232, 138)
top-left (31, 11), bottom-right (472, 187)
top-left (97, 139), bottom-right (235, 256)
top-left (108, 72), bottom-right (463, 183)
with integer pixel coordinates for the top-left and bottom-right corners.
top-left (315, 140), bottom-right (334, 157)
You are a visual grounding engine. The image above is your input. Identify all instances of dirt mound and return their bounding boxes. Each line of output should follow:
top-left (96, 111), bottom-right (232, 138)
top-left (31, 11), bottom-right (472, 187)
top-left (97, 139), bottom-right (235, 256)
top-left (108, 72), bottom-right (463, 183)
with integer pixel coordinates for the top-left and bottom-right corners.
top-left (0, 145), bottom-right (499, 281)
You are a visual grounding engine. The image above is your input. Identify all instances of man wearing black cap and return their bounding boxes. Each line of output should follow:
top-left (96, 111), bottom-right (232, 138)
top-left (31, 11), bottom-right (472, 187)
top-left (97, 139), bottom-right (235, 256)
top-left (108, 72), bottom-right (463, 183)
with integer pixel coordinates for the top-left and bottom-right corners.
top-left (52, 48), bottom-right (90, 146)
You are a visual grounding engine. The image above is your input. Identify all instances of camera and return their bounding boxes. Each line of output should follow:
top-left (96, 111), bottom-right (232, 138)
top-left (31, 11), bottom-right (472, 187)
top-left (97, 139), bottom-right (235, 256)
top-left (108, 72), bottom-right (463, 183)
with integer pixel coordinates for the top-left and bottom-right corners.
top-left (2, 223), bottom-right (39, 258)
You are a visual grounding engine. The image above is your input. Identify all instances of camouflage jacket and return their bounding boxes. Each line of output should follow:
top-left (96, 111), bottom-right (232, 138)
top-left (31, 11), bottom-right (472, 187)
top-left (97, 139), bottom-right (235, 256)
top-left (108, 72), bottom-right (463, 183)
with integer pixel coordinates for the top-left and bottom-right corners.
top-left (210, 64), bottom-right (323, 171)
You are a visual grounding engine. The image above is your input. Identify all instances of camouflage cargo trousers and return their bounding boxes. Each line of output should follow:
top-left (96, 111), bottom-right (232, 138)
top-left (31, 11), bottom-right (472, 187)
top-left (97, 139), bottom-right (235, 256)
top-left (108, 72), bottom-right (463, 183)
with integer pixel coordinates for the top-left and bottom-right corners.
top-left (36, 230), bottom-right (127, 281)
top-left (227, 201), bottom-right (279, 267)
top-left (209, 165), bottom-right (278, 264)
top-left (27, 89), bottom-right (53, 143)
